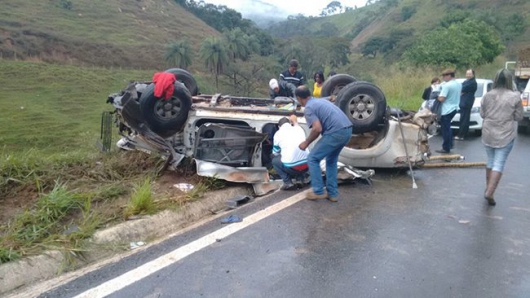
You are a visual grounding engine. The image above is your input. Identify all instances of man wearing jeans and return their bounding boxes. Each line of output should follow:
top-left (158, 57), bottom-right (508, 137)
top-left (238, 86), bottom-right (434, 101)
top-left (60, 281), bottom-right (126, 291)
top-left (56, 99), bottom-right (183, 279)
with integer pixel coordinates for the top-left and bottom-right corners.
top-left (436, 69), bottom-right (462, 154)
top-left (272, 117), bottom-right (309, 190)
top-left (295, 86), bottom-right (352, 202)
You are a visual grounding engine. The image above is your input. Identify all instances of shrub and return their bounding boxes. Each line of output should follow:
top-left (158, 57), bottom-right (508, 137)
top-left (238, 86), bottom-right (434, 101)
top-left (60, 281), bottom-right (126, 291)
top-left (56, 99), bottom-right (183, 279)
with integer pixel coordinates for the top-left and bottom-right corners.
top-left (59, 0), bottom-right (73, 10)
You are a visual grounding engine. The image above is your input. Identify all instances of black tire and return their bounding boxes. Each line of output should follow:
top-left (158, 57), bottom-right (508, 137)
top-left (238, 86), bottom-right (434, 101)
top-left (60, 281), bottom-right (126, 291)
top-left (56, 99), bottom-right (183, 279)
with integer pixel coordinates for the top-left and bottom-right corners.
top-left (335, 81), bottom-right (387, 134)
top-left (164, 68), bottom-right (198, 96)
top-left (320, 74), bottom-right (357, 97)
top-left (139, 81), bottom-right (192, 138)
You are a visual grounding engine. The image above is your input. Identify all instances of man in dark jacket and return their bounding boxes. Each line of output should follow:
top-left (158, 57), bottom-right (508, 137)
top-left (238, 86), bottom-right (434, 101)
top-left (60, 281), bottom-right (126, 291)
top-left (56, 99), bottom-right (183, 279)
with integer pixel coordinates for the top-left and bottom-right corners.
top-left (280, 59), bottom-right (306, 87)
top-left (455, 69), bottom-right (477, 140)
top-left (269, 78), bottom-right (296, 99)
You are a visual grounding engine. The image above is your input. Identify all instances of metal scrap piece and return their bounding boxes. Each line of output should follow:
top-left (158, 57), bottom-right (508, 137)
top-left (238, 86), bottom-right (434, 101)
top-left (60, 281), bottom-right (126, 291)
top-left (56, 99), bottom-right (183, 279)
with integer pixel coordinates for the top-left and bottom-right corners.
top-left (195, 160), bottom-right (270, 183)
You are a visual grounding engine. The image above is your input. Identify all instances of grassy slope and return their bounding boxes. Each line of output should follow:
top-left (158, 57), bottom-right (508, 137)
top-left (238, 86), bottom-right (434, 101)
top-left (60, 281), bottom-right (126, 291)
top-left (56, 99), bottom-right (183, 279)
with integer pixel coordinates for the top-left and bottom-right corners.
top-left (0, 60), bottom-right (215, 155)
top-left (308, 4), bottom-right (380, 35)
top-left (0, 0), bottom-right (220, 68)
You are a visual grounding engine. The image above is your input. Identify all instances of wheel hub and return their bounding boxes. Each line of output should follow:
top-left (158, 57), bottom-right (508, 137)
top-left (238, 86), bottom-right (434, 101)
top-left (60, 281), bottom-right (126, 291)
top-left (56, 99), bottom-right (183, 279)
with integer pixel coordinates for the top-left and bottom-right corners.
top-left (349, 94), bottom-right (375, 120)
top-left (357, 102), bottom-right (366, 112)
top-left (154, 97), bottom-right (181, 120)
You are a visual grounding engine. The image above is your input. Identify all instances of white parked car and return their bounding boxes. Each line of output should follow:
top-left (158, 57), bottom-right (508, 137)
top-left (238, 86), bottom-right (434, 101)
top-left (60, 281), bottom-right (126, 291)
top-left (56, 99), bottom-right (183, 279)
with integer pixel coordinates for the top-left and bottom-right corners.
top-left (450, 78), bottom-right (493, 136)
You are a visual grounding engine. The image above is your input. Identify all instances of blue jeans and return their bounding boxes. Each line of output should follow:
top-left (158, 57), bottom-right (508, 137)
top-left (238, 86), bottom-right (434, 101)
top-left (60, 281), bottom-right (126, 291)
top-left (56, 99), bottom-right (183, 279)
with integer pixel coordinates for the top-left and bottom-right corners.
top-left (272, 156), bottom-right (307, 184)
top-left (440, 110), bottom-right (457, 152)
top-left (307, 127), bottom-right (352, 198)
top-left (485, 140), bottom-right (514, 172)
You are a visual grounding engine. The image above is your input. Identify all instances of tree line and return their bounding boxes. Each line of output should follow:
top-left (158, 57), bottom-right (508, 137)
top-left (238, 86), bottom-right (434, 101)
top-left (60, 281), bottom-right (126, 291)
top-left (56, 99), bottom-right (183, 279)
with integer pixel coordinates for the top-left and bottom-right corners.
top-left (168, 0), bottom-right (527, 95)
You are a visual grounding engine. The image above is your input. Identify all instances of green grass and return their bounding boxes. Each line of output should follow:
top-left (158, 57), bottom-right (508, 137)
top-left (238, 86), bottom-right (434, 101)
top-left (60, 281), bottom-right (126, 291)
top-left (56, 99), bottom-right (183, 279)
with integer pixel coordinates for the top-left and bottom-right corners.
top-left (0, 149), bottom-right (167, 264)
top-left (124, 178), bottom-right (156, 218)
top-left (0, 182), bottom-right (91, 263)
top-left (0, 60), bottom-right (219, 155)
top-left (0, 60), bottom-right (153, 154)
top-left (0, 0), bottom-right (220, 68)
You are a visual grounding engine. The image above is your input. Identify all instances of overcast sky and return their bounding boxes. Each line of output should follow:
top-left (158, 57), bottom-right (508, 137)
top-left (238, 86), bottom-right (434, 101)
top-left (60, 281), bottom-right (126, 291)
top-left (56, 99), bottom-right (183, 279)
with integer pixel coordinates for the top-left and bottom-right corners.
top-left (202, 0), bottom-right (369, 18)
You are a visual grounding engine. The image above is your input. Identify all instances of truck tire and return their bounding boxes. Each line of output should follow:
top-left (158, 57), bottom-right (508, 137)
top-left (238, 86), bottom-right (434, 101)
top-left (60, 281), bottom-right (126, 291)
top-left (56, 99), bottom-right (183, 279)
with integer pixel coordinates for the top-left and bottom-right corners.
top-left (335, 81), bottom-right (387, 134)
top-left (321, 74), bottom-right (357, 97)
top-left (164, 68), bottom-right (199, 96)
top-left (139, 81), bottom-right (192, 138)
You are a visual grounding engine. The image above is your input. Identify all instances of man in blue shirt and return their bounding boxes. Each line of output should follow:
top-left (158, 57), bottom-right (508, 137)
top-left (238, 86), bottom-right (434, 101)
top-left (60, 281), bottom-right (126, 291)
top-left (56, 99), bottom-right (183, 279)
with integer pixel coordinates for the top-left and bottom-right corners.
top-left (295, 86), bottom-right (352, 202)
top-left (436, 68), bottom-right (462, 153)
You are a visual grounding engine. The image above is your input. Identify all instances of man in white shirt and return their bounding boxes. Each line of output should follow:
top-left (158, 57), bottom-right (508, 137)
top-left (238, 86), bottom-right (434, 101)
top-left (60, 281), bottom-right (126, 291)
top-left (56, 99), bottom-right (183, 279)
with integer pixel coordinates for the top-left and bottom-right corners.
top-left (272, 117), bottom-right (309, 190)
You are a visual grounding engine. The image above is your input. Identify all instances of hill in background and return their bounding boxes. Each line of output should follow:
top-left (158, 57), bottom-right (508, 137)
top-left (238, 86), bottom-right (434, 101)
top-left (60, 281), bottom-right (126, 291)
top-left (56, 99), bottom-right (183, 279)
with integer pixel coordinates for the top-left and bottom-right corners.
top-left (0, 0), bottom-right (219, 69)
top-left (268, 0), bottom-right (530, 60)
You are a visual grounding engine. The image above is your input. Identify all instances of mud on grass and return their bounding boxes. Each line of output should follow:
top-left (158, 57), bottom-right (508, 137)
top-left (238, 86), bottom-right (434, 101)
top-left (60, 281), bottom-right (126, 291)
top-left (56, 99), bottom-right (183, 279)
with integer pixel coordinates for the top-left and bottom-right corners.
top-left (0, 151), bottom-right (220, 265)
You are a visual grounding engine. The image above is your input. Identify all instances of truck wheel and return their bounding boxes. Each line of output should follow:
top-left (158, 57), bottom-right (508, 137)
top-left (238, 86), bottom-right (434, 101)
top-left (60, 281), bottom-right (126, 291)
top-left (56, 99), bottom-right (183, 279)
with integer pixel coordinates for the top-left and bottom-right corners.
top-left (164, 68), bottom-right (199, 96)
top-left (335, 81), bottom-right (387, 134)
top-left (139, 81), bottom-right (192, 138)
top-left (321, 74), bottom-right (356, 97)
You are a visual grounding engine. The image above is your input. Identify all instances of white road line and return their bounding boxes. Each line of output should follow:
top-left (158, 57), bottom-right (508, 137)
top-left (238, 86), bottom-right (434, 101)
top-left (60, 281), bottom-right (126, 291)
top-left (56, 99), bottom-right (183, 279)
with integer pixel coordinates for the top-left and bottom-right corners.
top-left (74, 190), bottom-right (309, 298)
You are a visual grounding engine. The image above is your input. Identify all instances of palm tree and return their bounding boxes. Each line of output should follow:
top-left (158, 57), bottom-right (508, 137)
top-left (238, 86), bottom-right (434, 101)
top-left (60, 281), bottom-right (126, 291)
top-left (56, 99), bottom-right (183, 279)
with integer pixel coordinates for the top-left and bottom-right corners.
top-left (164, 39), bottom-right (193, 69)
top-left (223, 28), bottom-right (250, 62)
top-left (200, 37), bottom-right (229, 88)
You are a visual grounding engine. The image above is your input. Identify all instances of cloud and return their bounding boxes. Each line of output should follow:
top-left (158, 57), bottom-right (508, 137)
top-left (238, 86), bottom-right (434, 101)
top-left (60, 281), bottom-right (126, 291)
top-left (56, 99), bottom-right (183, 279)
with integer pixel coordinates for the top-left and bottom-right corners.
top-left (202, 0), bottom-right (368, 20)
top-left (238, 0), bottom-right (288, 18)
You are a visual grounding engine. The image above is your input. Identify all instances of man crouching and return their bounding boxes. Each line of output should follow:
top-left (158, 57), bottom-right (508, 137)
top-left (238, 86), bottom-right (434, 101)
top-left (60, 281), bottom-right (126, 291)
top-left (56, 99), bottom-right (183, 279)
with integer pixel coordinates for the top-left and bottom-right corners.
top-left (272, 117), bottom-right (309, 190)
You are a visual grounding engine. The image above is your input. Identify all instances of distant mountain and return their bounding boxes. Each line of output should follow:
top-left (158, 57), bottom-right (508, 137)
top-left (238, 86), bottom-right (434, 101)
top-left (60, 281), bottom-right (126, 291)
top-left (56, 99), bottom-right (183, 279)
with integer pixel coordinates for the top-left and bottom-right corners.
top-left (267, 0), bottom-right (530, 56)
top-left (0, 0), bottom-right (220, 69)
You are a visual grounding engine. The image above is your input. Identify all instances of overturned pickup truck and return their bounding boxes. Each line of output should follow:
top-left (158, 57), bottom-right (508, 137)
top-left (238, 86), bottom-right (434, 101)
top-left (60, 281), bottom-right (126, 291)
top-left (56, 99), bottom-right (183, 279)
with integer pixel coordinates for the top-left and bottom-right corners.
top-left (103, 69), bottom-right (435, 194)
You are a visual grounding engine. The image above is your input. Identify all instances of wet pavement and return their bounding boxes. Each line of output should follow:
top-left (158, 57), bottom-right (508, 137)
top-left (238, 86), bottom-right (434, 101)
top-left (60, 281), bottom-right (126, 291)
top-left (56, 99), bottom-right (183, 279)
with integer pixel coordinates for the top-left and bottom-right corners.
top-left (39, 133), bottom-right (530, 298)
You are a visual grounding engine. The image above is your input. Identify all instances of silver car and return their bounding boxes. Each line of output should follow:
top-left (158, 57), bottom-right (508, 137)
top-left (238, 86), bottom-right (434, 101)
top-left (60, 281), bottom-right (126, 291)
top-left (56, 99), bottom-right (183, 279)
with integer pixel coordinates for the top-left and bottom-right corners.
top-left (103, 69), bottom-right (435, 194)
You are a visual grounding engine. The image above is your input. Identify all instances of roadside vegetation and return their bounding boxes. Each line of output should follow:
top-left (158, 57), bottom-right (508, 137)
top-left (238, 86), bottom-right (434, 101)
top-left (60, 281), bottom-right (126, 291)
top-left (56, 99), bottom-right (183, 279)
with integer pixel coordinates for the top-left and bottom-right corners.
top-left (0, 146), bottom-right (225, 264)
top-left (0, 61), bottom-right (220, 264)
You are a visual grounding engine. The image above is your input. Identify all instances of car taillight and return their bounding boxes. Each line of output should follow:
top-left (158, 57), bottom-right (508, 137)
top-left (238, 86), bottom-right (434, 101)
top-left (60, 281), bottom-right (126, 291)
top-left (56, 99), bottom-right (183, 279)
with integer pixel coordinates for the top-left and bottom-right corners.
top-left (523, 92), bottom-right (529, 106)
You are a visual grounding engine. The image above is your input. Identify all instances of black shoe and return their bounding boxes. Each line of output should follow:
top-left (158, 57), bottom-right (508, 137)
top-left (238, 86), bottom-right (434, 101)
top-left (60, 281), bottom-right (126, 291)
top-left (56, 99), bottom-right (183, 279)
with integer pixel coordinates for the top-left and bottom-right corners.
top-left (435, 149), bottom-right (450, 154)
top-left (484, 195), bottom-right (496, 206)
top-left (281, 183), bottom-right (297, 190)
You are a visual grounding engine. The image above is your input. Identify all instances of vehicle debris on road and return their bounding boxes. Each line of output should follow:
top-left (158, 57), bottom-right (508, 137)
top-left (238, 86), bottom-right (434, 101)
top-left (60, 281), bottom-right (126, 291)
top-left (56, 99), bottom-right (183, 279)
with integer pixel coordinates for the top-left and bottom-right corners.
top-left (221, 215), bottom-right (242, 224)
top-left (226, 195), bottom-right (253, 209)
top-left (173, 183), bottom-right (194, 193)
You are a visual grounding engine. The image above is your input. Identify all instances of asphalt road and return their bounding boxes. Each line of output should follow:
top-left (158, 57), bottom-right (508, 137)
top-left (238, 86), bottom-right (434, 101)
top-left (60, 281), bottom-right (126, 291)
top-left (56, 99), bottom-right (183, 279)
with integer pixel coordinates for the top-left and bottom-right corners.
top-left (37, 132), bottom-right (530, 298)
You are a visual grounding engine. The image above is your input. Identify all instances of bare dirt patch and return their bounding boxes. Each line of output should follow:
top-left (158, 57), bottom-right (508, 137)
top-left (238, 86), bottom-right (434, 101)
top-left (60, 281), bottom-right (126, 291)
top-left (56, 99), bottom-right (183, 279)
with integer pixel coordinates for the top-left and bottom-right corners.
top-left (0, 185), bottom-right (39, 224)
